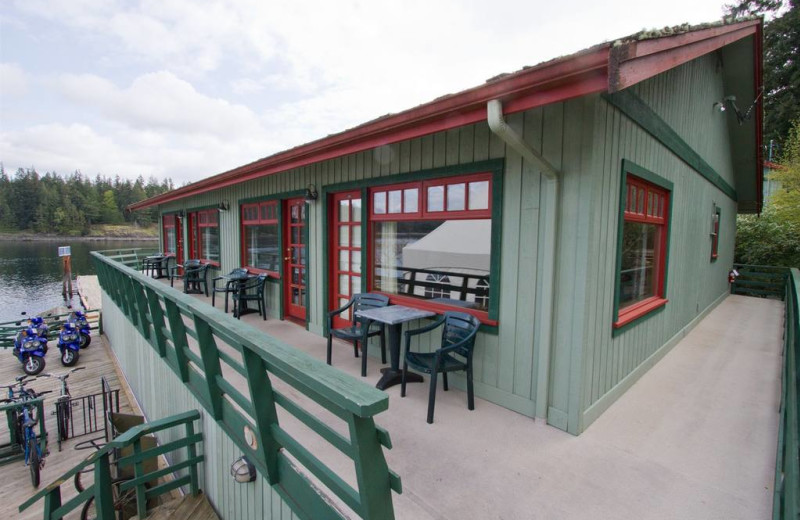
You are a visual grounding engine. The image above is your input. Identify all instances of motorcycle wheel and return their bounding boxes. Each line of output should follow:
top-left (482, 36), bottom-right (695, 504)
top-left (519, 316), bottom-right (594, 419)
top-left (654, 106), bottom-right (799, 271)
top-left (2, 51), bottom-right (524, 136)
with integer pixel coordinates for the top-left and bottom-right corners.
top-left (80, 334), bottom-right (91, 348)
top-left (28, 437), bottom-right (40, 487)
top-left (23, 355), bottom-right (45, 375)
top-left (61, 349), bottom-right (79, 367)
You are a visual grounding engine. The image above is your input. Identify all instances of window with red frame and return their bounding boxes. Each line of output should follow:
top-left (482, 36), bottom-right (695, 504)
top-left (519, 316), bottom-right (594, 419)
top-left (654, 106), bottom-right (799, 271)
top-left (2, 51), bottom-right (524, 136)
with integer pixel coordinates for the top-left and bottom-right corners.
top-left (241, 200), bottom-right (280, 273)
top-left (615, 174), bottom-right (670, 328)
top-left (710, 205), bottom-right (721, 261)
top-left (189, 209), bottom-right (220, 264)
top-left (162, 214), bottom-right (177, 254)
top-left (369, 172), bottom-right (492, 313)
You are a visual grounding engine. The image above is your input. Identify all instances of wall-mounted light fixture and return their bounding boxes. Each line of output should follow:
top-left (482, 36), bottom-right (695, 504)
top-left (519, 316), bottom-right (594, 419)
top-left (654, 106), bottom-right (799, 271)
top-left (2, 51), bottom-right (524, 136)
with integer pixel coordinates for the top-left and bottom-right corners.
top-left (177, 209), bottom-right (186, 218)
top-left (218, 200), bottom-right (230, 212)
top-left (304, 184), bottom-right (318, 203)
top-left (713, 90), bottom-right (763, 125)
top-left (230, 455), bottom-right (256, 483)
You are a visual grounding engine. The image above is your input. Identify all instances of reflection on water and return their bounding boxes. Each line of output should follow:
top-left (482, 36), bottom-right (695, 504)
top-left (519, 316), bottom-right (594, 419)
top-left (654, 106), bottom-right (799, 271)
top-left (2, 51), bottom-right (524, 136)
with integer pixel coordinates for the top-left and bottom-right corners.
top-left (0, 240), bottom-right (155, 323)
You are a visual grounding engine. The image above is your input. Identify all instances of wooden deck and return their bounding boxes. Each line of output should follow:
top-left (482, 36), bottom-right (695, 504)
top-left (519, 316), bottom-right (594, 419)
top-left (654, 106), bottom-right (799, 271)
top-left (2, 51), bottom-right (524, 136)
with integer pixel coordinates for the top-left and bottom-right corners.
top-left (0, 334), bottom-right (136, 520)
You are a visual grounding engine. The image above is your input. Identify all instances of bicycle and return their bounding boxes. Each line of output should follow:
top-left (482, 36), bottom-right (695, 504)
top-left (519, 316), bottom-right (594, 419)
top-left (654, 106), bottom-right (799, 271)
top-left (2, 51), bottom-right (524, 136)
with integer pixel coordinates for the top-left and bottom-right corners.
top-left (0, 375), bottom-right (52, 487)
top-left (42, 366), bottom-right (85, 451)
top-left (74, 411), bottom-right (153, 520)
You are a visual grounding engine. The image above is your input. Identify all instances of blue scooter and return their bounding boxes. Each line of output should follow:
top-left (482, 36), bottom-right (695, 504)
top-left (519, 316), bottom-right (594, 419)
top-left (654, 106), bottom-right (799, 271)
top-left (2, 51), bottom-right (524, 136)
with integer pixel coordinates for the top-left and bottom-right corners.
top-left (13, 325), bottom-right (47, 375)
top-left (56, 322), bottom-right (80, 366)
top-left (67, 311), bottom-right (91, 348)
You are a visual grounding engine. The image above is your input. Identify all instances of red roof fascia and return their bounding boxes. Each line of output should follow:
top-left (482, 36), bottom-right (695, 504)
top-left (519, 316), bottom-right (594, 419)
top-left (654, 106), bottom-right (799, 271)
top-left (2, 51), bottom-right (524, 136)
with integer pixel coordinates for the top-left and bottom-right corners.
top-left (131, 19), bottom-right (763, 210)
top-left (608, 20), bottom-right (761, 92)
top-left (130, 48), bottom-right (609, 209)
top-left (754, 22), bottom-right (764, 213)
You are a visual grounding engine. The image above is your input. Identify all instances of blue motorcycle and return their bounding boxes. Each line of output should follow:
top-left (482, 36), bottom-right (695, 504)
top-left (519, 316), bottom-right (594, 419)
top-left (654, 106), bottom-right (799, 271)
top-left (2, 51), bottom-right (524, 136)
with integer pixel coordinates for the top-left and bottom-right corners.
top-left (68, 311), bottom-right (91, 348)
top-left (13, 325), bottom-right (47, 375)
top-left (57, 322), bottom-right (81, 366)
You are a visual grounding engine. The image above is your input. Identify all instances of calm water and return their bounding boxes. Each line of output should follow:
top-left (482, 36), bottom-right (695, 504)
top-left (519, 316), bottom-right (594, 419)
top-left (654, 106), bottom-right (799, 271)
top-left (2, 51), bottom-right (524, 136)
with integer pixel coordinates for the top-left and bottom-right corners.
top-left (0, 240), bottom-right (156, 323)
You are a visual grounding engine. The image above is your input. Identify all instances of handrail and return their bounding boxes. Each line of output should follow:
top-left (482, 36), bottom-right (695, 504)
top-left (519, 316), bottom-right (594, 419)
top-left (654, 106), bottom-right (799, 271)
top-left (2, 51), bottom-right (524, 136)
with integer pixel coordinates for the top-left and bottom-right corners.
top-left (732, 263), bottom-right (790, 300)
top-left (773, 268), bottom-right (799, 519)
top-left (19, 409), bottom-right (203, 519)
top-left (91, 250), bottom-right (400, 519)
top-left (94, 247), bottom-right (158, 268)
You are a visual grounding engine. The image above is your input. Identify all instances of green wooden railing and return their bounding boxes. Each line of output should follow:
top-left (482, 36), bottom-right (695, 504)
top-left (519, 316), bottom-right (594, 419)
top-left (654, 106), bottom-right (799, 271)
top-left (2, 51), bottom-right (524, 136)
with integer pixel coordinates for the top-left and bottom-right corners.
top-left (20, 409), bottom-right (203, 520)
top-left (732, 264), bottom-right (790, 300)
top-left (94, 247), bottom-right (158, 269)
top-left (0, 308), bottom-right (102, 349)
top-left (91, 250), bottom-right (400, 519)
top-left (774, 268), bottom-right (799, 520)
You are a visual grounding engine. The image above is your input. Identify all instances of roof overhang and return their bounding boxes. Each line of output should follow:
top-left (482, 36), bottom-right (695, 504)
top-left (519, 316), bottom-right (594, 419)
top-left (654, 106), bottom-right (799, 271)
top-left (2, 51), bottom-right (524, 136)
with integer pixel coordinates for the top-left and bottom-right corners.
top-left (131, 19), bottom-right (763, 211)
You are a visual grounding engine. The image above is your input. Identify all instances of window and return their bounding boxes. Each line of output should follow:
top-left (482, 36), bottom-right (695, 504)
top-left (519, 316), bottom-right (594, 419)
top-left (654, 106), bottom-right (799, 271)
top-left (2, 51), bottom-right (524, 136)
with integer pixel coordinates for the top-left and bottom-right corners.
top-left (162, 214), bottom-right (176, 254)
top-left (369, 172), bottom-right (493, 316)
top-left (189, 209), bottom-right (220, 265)
top-left (241, 201), bottom-right (280, 273)
top-left (710, 205), bottom-right (721, 261)
top-left (614, 166), bottom-right (671, 330)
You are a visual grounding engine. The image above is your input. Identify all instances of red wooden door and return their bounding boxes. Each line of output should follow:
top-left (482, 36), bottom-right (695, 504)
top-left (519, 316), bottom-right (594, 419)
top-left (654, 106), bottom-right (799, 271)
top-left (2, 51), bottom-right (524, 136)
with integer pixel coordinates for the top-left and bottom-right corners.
top-left (330, 191), bottom-right (362, 329)
top-left (175, 215), bottom-right (184, 264)
top-left (284, 198), bottom-right (307, 321)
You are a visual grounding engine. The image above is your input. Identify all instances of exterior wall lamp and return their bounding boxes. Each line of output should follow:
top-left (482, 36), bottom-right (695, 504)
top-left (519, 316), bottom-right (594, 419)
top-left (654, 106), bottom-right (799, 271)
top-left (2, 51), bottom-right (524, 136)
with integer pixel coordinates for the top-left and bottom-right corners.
top-left (218, 200), bottom-right (230, 211)
top-left (230, 455), bottom-right (256, 483)
top-left (304, 184), bottom-right (318, 203)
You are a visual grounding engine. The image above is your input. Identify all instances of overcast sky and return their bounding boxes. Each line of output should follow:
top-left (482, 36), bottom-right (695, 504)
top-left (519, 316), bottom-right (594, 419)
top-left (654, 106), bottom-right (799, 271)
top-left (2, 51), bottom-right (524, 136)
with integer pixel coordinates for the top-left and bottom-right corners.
top-left (1, 0), bottom-right (731, 186)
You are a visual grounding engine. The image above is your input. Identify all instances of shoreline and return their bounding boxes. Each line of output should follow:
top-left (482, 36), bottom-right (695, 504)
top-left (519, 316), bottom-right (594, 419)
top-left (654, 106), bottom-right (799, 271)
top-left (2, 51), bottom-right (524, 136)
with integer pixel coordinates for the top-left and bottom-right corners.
top-left (0, 234), bottom-right (157, 242)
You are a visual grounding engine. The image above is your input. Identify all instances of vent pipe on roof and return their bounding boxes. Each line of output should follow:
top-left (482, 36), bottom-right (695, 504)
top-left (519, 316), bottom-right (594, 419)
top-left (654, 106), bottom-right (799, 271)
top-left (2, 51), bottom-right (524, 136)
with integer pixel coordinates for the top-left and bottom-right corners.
top-left (487, 99), bottom-right (560, 422)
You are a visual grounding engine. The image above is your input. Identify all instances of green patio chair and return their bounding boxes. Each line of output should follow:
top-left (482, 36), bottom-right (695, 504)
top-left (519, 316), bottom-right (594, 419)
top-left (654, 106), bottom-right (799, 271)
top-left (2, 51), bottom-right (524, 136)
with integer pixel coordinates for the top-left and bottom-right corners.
top-left (401, 311), bottom-right (481, 424)
top-left (182, 260), bottom-right (211, 296)
top-left (212, 268), bottom-right (249, 313)
top-left (232, 274), bottom-right (269, 320)
top-left (326, 293), bottom-right (388, 377)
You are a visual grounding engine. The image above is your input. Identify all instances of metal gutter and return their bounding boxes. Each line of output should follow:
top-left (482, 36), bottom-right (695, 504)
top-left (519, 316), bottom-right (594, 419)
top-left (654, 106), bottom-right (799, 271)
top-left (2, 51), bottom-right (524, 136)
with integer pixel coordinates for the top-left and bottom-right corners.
top-left (486, 99), bottom-right (560, 420)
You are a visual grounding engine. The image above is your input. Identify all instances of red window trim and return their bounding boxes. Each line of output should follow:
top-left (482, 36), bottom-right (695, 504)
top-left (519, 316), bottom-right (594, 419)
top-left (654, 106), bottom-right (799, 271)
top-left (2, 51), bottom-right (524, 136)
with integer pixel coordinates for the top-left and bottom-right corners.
top-left (615, 174), bottom-right (670, 327)
top-left (370, 172), bottom-right (492, 221)
top-left (710, 208), bottom-right (720, 260)
top-left (240, 200), bottom-right (281, 276)
top-left (377, 291), bottom-right (498, 327)
top-left (189, 209), bottom-right (220, 266)
top-left (162, 214), bottom-right (176, 254)
top-left (614, 296), bottom-right (668, 328)
top-left (367, 172), bottom-right (494, 320)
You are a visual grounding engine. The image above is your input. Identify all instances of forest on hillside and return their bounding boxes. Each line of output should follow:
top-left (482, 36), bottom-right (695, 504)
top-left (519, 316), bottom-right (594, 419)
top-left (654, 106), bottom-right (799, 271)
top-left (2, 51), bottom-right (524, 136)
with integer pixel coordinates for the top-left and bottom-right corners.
top-left (0, 166), bottom-right (173, 236)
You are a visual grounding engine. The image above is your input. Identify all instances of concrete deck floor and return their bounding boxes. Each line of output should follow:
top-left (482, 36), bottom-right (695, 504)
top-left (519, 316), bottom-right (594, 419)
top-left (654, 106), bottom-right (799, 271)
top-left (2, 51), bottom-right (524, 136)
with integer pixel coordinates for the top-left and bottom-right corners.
top-left (171, 283), bottom-right (783, 519)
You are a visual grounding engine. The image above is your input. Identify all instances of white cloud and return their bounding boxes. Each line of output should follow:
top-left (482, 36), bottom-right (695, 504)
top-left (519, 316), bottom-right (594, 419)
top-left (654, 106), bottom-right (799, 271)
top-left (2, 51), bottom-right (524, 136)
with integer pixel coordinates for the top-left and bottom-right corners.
top-left (0, 63), bottom-right (29, 98)
top-left (4, 0), bottom-right (731, 184)
top-left (57, 71), bottom-right (266, 139)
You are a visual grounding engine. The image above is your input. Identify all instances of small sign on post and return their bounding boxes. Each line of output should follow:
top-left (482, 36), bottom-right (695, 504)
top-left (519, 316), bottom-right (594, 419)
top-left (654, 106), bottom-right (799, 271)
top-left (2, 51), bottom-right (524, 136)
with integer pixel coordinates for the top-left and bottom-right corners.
top-left (59, 246), bottom-right (73, 307)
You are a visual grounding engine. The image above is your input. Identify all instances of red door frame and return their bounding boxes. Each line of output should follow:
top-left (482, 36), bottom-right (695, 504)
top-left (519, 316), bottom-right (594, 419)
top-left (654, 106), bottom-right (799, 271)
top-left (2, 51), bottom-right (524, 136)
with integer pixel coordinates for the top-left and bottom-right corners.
top-left (283, 198), bottom-right (307, 322)
top-left (329, 190), bottom-right (362, 329)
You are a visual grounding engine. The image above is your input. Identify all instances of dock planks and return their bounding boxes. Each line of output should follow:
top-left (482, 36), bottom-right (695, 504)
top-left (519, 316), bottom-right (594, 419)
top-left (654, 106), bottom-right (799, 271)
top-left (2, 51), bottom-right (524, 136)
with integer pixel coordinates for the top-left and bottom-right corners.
top-left (0, 334), bottom-right (135, 520)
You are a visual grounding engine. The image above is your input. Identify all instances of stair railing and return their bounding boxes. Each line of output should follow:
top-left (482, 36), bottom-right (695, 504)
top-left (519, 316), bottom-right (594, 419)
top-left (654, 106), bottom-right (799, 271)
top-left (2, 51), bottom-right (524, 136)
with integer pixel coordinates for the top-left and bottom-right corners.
top-left (20, 409), bottom-right (203, 520)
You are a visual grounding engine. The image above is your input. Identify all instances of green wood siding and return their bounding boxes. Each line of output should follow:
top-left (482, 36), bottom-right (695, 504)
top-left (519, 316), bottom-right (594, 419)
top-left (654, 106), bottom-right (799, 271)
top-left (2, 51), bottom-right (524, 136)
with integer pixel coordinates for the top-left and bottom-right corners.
top-left (154, 52), bottom-right (744, 435)
top-left (574, 54), bottom-right (738, 433)
top-left (158, 104), bottom-right (581, 420)
top-left (103, 296), bottom-right (299, 520)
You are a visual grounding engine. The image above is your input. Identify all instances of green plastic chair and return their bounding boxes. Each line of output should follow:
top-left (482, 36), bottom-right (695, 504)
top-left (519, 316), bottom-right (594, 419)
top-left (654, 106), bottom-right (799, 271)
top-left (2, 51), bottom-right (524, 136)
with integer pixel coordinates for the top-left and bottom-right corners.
top-left (326, 293), bottom-right (389, 377)
top-left (401, 311), bottom-right (481, 423)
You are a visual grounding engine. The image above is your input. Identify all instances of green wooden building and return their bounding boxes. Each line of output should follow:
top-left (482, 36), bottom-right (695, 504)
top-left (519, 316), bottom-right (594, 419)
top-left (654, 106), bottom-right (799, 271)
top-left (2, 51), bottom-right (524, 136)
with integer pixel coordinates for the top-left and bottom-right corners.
top-left (130, 19), bottom-right (764, 436)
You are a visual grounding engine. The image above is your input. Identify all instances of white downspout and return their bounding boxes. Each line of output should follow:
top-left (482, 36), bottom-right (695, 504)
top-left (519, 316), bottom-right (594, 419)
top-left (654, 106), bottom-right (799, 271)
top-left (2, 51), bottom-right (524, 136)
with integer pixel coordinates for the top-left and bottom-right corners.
top-left (487, 99), bottom-right (560, 420)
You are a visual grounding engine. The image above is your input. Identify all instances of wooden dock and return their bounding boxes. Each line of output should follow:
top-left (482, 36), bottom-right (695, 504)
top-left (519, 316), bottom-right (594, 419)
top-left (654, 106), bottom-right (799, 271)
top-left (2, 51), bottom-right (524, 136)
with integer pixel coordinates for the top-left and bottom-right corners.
top-left (76, 275), bottom-right (102, 311)
top-left (0, 334), bottom-right (136, 520)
